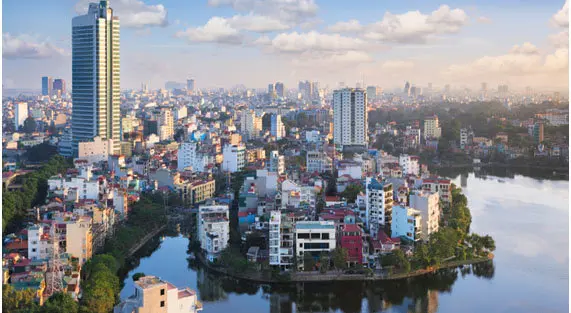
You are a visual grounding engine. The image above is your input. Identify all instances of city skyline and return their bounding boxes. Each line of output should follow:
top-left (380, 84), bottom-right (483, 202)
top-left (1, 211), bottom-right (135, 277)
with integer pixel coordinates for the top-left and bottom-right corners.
top-left (2, 0), bottom-right (569, 92)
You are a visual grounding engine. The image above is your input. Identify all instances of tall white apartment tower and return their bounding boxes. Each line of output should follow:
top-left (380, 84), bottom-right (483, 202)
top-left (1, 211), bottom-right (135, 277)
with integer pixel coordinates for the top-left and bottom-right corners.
top-left (72, 0), bottom-right (120, 156)
top-left (333, 88), bottom-right (368, 149)
top-left (14, 102), bottom-right (28, 129)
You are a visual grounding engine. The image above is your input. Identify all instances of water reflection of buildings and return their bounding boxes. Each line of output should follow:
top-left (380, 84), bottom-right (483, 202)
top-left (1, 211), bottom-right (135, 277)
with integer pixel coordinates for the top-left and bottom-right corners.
top-left (460, 173), bottom-right (468, 188)
top-left (196, 268), bottom-right (228, 302)
top-left (269, 293), bottom-right (292, 313)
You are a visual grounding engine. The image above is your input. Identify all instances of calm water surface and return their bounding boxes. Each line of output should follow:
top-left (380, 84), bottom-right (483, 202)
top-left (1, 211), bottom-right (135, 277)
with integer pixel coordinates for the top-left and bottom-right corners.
top-left (120, 173), bottom-right (569, 313)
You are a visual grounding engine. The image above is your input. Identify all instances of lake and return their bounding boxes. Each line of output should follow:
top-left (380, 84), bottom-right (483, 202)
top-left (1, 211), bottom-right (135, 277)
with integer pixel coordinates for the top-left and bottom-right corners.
top-left (120, 173), bottom-right (569, 313)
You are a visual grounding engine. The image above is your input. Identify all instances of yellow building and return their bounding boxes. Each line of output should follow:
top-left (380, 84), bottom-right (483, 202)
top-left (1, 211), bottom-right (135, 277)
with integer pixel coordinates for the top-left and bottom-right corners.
top-left (174, 179), bottom-right (215, 206)
top-left (65, 216), bottom-right (93, 265)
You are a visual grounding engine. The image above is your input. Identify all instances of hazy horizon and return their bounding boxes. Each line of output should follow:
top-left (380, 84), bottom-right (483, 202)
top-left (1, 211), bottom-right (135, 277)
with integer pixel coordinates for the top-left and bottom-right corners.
top-left (2, 0), bottom-right (569, 93)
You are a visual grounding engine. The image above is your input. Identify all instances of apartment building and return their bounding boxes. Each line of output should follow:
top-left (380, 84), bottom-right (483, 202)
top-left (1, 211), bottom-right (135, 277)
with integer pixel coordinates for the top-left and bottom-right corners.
top-left (409, 190), bottom-right (440, 240)
top-left (365, 177), bottom-right (393, 238)
top-left (306, 151), bottom-right (332, 173)
top-left (197, 204), bottom-right (229, 262)
top-left (391, 205), bottom-right (422, 242)
top-left (269, 211), bottom-right (295, 271)
top-left (222, 144), bottom-right (246, 173)
top-left (422, 178), bottom-right (452, 207)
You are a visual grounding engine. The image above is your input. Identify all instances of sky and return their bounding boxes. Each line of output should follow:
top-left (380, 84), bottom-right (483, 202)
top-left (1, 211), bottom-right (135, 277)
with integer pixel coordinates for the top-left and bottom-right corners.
top-left (2, 0), bottom-right (569, 92)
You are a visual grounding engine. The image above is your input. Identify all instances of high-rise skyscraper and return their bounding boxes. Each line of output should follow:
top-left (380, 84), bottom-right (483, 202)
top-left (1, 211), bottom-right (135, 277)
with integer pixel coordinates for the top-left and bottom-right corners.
top-left (72, 0), bottom-right (120, 155)
top-left (275, 82), bottom-right (284, 98)
top-left (42, 76), bottom-right (53, 96)
top-left (53, 79), bottom-right (66, 96)
top-left (187, 79), bottom-right (195, 91)
top-left (404, 81), bottom-right (411, 96)
top-left (333, 88), bottom-right (368, 149)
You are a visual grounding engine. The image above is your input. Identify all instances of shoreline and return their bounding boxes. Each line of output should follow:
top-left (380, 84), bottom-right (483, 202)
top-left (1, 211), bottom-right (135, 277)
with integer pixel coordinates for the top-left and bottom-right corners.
top-left (431, 162), bottom-right (568, 172)
top-left (195, 250), bottom-right (494, 283)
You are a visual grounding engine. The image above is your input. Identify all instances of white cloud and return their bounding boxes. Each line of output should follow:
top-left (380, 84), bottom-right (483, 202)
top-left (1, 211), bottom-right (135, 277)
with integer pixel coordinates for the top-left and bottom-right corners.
top-left (381, 60), bottom-right (415, 70)
top-left (291, 50), bottom-right (373, 71)
top-left (477, 16), bottom-right (492, 24)
top-left (2, 33), bottom-right (67, 59)
top-left (253, 35), bottom-right (272, 46)
top-left (175, 17), bottom-right (243, 45)
top-left (207, 0), bottom-right (318, 26)
top-left (551, 0), bottom-right (569, 28)
top-left (549, 31), bottom-right (569, 48)
top-left (269, 31), bottom-right (367, 53)
top-left (509, 42), bottom-right (540, 55)
top-left (75, 0), bottom-right (168, 28)
top-left (364, 5), bottom-right (468, 43)
top-left (227, 14), bottom-right (290, 32)
top-left (327, 19), bottom-right (363, 33)
top-left (444, 43), bottom-right (568, 79)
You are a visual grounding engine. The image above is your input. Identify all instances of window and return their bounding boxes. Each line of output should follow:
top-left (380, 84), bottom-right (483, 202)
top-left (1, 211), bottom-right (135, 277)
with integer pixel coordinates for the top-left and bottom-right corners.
top-left (297, 233), bottom-right (310, 239)
top-left (322, 233), bottom-right (330, 240)
top-left (160, 289), bottom-right (165, 296)
top-left (160, 301), bottom-right (165, 307)
top-left (310, 233), bottom-right (320, 239)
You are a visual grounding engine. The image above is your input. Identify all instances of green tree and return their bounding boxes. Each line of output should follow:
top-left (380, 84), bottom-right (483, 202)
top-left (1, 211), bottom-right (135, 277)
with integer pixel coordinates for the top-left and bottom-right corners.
top-left (303, 253), bottom-right (316, 272)
top-left (41, 292), bottom-right (78, 313)
top-left (340, 184), bottom-right (364, 203)
top-left (2, 284), bottom-right (40, 313)
top-left (132, 272), bottom-right (146, 282)
top-left (331, 247), bottom-right (348, 271)
top-left (81, 263), bottom-right (119, 313)
top-left (23, 117), bottom-right (37, 134)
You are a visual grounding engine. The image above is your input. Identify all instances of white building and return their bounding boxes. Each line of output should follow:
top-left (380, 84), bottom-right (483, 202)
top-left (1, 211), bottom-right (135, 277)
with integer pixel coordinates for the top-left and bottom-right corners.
top-left (333, 88), bottom-right (368, 148)
top-left (423, 115), bottom-right (442, 139)
top-left (175, 105), bottom-right (188, 120)
top-left (27, 224), bottom-right (56, 261)
top-left (269, 211), bottom-right (295, 270)
top-left (268, 150), bottom-right (285, 175)
top-left (365, 177), bottom-right (393, 238)
top-left (197, 204), bottom-right (230, 262)
top-left (177, 142), bottom-right (208, 172)
top-left (399, 154), bottom-right (420, 176)
top-left (281, 179), bottom-right (316, 209)
top-left (222, 144), bottom-right (246, 172)
top-left (409, 190), bottom-right (440, 240)
top-left (305, 130), bottom-right (321, 143)
top-left (306, 151), bottom-right (332, 173)
top-left (159, 108), bottom-right (174, 141)
top-left (78, 136), bottom-right (114, 165)
top-left (391, 205), bottom-right (422, 242)
top-left (48, 176), bottom-right (99, 200)
top-left (14, 102), bottom-right (28, 129)
top-left (72, 0), bottom-right (121, 155)
top-left (295, 221), bottom-right (336, 271)
top-left (337, 162), bottom-right (362, 179)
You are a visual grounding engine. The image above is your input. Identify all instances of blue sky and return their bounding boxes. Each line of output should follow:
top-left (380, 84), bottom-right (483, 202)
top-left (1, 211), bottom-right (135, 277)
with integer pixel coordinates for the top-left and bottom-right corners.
top-left (2, 0), bottom-right (569, 92)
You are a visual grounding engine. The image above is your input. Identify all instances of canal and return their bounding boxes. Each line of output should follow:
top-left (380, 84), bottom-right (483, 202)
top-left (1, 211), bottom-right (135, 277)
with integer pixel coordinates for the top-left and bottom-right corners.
top-left (120, 173), bottom-right (569, 313)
